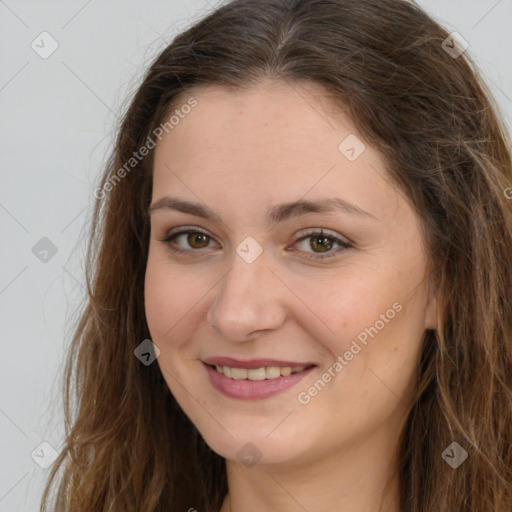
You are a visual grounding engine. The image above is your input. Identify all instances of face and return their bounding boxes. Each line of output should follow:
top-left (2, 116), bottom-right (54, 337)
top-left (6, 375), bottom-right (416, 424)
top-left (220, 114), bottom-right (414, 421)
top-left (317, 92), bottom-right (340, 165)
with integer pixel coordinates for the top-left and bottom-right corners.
top-left (144, 79), bottom-right (437, 467)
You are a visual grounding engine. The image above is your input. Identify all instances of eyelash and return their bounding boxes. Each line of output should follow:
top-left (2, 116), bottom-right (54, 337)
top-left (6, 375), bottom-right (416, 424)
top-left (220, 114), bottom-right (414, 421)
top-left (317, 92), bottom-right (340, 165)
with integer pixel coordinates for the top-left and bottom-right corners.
top-left (159, 227), bottom-right (353, 260)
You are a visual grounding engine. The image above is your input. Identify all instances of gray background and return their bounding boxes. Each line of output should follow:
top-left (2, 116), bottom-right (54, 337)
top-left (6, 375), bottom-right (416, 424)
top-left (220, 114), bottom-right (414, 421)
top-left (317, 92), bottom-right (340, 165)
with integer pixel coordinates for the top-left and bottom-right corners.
top-left (0, 1), bottom-right (510, 510)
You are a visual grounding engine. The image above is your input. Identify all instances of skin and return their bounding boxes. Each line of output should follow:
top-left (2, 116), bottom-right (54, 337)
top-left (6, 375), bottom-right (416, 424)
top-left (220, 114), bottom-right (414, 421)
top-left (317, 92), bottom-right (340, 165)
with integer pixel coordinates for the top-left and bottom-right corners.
top-left (144, 78), bottom-right (438, 512)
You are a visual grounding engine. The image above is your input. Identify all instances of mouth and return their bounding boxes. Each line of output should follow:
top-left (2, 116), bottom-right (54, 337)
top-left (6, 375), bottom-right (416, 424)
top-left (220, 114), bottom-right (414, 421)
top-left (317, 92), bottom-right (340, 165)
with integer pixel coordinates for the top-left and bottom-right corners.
top-left (202, 361), bottom-right (317, 400)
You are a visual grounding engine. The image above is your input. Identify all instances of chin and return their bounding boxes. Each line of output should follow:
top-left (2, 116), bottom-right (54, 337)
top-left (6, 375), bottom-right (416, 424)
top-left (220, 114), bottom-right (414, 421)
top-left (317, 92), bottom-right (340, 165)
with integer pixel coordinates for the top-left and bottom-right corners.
top-left (196, 421), bottom-right (310, 467)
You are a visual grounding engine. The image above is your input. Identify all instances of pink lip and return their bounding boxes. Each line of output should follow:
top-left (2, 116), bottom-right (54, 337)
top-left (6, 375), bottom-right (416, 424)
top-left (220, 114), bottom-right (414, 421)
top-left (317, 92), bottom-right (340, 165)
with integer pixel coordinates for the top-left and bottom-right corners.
top-left (203, 362), bottom-right (316, 400)
top-left (203, 356), bottom-right (316, 369)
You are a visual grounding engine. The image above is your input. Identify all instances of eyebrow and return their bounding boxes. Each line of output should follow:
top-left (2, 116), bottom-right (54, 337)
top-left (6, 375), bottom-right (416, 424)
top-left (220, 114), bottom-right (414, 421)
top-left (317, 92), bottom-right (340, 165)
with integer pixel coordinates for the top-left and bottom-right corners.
top-left (148, 196), bottom-right (379, 224)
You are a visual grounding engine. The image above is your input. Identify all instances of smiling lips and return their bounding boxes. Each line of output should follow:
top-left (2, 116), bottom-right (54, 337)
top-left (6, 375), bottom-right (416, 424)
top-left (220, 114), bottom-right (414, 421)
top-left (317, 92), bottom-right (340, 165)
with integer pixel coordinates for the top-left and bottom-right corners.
top-left (203, 356), bottom-right (315, 379)
top-left (202, 357), bottom-right (317, 399)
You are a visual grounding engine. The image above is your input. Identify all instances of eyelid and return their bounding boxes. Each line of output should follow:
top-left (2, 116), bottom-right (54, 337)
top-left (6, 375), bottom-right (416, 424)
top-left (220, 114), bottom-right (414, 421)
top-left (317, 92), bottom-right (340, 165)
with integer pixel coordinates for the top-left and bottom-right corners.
top-left (163, 225), bottom-right (214, 240)
top-left (294, 227), bottom-right (352, 245)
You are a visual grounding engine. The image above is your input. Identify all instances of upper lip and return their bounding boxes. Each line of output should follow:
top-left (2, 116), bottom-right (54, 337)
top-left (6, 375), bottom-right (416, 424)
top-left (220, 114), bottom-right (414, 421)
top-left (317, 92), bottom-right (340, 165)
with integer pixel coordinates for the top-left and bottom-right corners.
top-left (203, 357), bottom-right (317, 369)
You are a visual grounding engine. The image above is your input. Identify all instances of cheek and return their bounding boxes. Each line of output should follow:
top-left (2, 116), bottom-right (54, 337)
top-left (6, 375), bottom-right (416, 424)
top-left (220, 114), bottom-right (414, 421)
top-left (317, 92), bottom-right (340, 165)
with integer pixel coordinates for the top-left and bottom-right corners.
top-left (144, 251), bottom-right (192, 341)
top-left (144, 264), bottom-right (170, 339)
top-left (144, 256), bottom-right (200, 390)
top-left (292, 267), bottom-right (425, 411)
top-left (288, 268), bottom-right (405, 357)
top-left (144, 250), bottom-right (216, 361)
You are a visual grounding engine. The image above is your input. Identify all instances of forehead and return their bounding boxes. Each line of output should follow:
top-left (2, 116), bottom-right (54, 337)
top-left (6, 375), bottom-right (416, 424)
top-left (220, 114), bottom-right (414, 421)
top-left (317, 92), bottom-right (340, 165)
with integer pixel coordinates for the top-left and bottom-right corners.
top-left (154, 80), bottom-right (375, 173)
top-left (151, 79), bottom-right (400, 224)
top-left (166, 79), bottom-right (349, 142)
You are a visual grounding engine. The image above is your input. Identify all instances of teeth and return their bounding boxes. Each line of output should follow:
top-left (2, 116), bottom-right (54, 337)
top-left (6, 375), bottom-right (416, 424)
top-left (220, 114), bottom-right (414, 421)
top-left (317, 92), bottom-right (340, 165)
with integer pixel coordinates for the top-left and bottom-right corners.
top-left (213, 365), bottom-right (308, 380)
top-left (246, 367), bottom-right (267, 381)
top-left (264, 366), bottom-right (281, 379)
top-left (280, 367), bottom-right (292, 376)
top-left (231, 367), bottom-right (249, 380)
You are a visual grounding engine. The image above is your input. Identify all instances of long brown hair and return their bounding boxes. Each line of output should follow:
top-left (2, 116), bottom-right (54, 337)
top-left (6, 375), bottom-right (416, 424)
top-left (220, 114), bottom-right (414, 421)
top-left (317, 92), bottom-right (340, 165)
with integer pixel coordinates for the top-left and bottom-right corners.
top-left (41, 0), bottom-right (512, 510)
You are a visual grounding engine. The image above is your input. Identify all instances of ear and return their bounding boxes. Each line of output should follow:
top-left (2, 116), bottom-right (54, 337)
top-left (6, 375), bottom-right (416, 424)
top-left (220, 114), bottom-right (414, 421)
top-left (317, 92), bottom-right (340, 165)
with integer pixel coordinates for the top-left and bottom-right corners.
top-left (424, 272), bottom-right (439, 330)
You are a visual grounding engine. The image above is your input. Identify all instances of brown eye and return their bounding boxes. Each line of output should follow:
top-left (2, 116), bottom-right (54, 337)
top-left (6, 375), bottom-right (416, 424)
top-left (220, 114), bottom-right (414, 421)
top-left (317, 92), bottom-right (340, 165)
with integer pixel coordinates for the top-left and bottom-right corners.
top-left (187, 232), bottom-right (210, 249)
top-left (292, 229), bottom-right (353, 259)
top-left (161, 228), bottom-right (216, 253)
top-left (309, 234), bottom-right (333, 253)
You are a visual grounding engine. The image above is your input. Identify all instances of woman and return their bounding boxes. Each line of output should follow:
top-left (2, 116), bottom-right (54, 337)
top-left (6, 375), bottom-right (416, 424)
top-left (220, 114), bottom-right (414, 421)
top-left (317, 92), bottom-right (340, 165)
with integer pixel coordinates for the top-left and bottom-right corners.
top-left (41, 0), bottom-right (512, 510)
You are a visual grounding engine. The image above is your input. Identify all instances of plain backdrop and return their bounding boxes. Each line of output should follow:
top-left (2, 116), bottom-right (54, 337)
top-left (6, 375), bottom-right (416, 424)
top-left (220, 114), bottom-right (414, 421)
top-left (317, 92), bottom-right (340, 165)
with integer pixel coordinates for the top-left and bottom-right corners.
top-left (0, 1), bottom-right (510, 510)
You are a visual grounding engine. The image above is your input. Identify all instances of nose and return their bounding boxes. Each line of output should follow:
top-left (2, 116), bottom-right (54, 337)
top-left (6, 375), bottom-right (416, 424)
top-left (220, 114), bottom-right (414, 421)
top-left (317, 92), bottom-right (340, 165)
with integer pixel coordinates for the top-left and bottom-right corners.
top-left (206, 250), bottom-right (287, 341)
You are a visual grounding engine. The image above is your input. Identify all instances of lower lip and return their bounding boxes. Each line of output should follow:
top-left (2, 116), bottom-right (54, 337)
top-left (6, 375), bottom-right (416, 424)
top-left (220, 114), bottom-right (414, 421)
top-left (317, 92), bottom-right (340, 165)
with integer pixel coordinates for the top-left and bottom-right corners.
top-left (203, 362), bottom-right (316, 400)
